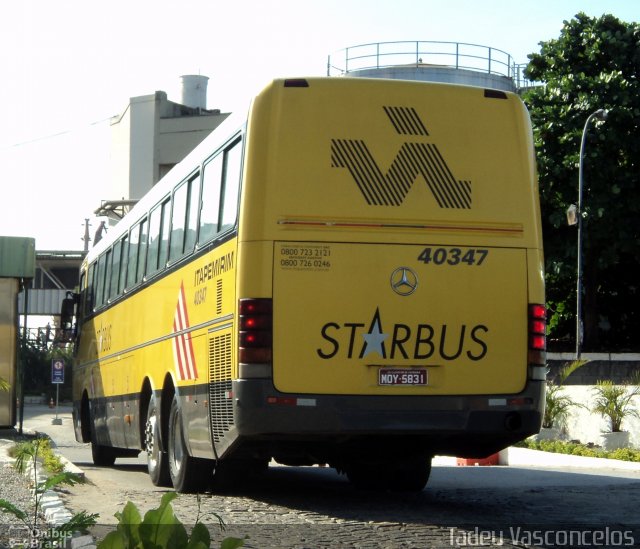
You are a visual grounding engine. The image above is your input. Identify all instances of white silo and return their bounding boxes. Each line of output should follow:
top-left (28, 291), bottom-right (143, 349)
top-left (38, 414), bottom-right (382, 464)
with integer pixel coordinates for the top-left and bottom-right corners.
top-left (180, 75), bottom-right (209, 109)
top-left (327, 41), bottom-right (527, 92)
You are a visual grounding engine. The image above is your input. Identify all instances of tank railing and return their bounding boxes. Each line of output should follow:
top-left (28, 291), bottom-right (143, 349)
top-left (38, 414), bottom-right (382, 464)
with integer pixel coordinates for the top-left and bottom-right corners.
top-left (327, 40), bottom-right (520, 81)
top-left (513, 63), bottom-right (544, 90)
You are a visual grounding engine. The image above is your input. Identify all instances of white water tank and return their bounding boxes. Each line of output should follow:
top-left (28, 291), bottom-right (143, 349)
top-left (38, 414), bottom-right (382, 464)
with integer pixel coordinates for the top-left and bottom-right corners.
top-left (180, 75), bottom-right (209, 109)
top-left (327, 42), bottom-right (524, 92)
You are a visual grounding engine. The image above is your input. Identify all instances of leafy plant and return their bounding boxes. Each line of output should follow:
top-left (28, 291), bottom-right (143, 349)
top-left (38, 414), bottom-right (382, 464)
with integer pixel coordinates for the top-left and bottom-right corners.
top-left (543, 384), bottom-right (576, 429)
top-left (591, 379), bottom-right (640, 432)
top-left (0, 436), bottom-right (97, 542)
top-left (9, 436), bottom-right (65, 475)
top-left (98, 492), bottom-right (245, 549)
top-left (543, 360), bottom-right (587, 429)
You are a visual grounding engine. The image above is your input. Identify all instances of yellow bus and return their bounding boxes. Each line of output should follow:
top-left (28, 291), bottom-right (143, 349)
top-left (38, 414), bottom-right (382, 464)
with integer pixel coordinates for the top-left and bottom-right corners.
top-left (71, 77), bottom-right (546, 493)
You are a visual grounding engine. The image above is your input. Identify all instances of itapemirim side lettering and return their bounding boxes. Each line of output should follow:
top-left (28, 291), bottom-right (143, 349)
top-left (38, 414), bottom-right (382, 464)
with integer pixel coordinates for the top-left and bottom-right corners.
top-left (194, 251), bottom-right (235, 286)
top-left (331, 107), bottom-right (471, 208)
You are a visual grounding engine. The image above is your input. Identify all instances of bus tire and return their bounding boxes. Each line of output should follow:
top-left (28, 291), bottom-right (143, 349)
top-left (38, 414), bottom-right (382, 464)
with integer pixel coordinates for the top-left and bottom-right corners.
top-left (346, 455), bottom-right (431, 492)
top-left (167, 394), bottom-right (211, 493)
top-left (145, 394), bottom-right (171, 487)
top-left (91, 441), bottom-right (116, 466)
top-left (391, 456), bottom-right (432, 492)
top-left (210, 458), bottom-right (268, 491)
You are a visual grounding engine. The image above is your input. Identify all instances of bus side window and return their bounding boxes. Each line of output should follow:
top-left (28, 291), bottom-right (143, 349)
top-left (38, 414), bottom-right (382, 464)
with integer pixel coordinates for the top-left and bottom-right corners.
top-left (147, 204), bottom-right (163, 275)
top-left (84, 265), bottom-right (94, 317)
top-left (158, 199), bottom-right (170, 269)
top-left (78, 272), bottom-right (86, 321)
top-left (94, 253), bottom-right (107, 308)
top-left (184, 173), bottom-right (200, 253)
top-left (169, 180), bottom-right (188, 261)
top-left (170, 173), bottom-right (201, 261)
top-left (126, 222), bottom-right (140, 288)
top-left (118, 233), bottom-right (128, 294)
top-left (199, 154), bottom-right (223, 245)
top-left (110, 238), bottom-right (122, 300)
top-left (220, 140), bottom-right (242, 232)
top-left (137, 218), bottom-right (148, 283)
top-left (103, 249), bottom-right (113, 304)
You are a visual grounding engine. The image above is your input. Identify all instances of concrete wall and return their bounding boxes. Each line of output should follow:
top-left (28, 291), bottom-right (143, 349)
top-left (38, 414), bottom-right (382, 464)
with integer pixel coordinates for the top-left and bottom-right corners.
top-left (546, 353), bottom-right (640, 448)
top-left (157, 112), bottom-right (229, 168)
top-left (557, 386), bottom-right (640, 449)
top-left (548, 355), bottom-right (640, 385)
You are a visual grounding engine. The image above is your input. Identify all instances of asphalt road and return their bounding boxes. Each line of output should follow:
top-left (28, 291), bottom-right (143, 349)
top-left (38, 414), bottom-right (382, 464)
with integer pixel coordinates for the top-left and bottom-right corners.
top-left (18, 403), bottom-right (640, 548)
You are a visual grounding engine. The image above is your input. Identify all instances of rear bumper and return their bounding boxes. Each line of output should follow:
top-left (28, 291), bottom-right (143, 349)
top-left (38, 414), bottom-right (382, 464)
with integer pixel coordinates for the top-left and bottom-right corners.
top-left (232, 379), bottom-right (544, 457)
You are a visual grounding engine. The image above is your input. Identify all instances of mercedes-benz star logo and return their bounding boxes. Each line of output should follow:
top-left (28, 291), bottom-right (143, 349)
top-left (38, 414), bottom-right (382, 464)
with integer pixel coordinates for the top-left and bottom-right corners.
top-left (390, 267), bottom-right (418, 296)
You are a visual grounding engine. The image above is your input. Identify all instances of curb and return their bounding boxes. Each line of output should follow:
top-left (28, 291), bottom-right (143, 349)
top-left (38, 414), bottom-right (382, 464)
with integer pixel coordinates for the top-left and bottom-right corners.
top-left (0, 432), bottom-right (97, 548)
top-left (433, 448), bottom-right (640, 472)
top-left (500, 447), bottom-right (640, 471)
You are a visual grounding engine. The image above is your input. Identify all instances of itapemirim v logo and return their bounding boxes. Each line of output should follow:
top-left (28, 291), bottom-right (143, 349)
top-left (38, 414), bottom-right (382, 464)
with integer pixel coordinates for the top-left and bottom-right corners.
top-left (331, 106), bottom-right (471, 209)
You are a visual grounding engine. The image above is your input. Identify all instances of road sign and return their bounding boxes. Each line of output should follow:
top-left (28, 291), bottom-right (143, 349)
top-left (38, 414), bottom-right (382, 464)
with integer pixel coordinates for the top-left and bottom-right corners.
top-left (51, 359), bottom-right (65, 384)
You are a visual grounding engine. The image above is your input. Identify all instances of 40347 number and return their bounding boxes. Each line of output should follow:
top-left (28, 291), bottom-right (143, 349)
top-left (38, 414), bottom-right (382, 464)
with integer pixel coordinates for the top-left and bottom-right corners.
top-left (417, 247), bottom-right (488, 266)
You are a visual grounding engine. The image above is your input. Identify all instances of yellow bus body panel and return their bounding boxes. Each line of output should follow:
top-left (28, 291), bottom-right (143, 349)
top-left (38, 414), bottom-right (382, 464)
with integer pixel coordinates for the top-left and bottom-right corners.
top-left (273, 242), bottom-right (526, 395)
top-left (240, 77), bottom-right (543, 397)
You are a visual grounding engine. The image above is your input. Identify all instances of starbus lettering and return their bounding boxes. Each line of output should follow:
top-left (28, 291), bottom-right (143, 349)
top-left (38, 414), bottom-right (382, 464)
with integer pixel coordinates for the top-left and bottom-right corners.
top-left (194, 251), bottom-right (234, 286)
top-left (317, 308), bottom-right (488, 362)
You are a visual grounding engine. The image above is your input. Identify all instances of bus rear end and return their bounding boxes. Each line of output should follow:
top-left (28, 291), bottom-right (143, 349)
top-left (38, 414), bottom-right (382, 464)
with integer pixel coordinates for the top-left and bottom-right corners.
top-left (233, 77), bottom-right (545, 490)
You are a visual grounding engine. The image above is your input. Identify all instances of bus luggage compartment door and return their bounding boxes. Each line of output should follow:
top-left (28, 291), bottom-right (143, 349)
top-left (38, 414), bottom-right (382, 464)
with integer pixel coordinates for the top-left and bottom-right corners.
top-left (272, 241), bottom-right (528, 397)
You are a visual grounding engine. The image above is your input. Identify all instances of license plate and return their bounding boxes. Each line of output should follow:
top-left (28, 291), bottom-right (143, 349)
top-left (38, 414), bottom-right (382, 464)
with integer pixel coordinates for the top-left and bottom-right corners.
top-left (378, 368), bottom-right (427, 386)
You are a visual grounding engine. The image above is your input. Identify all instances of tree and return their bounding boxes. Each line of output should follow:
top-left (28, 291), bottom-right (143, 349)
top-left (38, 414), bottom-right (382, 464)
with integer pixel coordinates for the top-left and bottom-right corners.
top-left (523, 13), bottom-right (640, 351)
top-left (20, 338), bottom-right (73, 401)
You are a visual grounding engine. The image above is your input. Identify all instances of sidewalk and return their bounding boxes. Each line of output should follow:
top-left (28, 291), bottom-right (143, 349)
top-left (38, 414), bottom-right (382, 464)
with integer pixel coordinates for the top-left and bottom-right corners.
top-left (0, 403), bottom-right (85, 477)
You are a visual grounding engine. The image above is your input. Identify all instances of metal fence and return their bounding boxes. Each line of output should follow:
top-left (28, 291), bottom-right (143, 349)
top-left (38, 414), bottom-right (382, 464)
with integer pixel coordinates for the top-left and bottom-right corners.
top-left (327, 41), bottom-right (538, 89)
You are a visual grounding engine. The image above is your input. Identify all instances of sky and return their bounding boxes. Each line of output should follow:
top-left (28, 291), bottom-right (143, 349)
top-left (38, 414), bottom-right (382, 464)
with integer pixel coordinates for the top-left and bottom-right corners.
top-left (0, 0), bottom-right (637, 251)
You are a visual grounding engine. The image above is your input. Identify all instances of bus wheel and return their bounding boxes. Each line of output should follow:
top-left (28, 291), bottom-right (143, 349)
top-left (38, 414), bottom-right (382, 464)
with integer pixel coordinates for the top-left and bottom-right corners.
top-left (210, 458), bottom-right (269, 491)
top-left (346, 456), bottom-right (431, 492)
top-left (391, 456), bottom-right (432, 492)
top-left (145, 395), bottom-right (170, 487)
top-left (91, 441), bottom-right (116, 466)
top-left (167, 394), bottom-right (211, 493)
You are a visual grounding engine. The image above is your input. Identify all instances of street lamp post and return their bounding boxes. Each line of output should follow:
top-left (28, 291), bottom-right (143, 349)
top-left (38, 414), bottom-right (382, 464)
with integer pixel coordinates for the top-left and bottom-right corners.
top-left (575, 108), bottom-right (608, 359)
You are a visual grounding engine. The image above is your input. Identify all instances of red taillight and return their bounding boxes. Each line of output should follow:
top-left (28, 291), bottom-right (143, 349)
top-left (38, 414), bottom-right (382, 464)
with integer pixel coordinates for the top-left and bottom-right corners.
top-left (239, 298), bottom-right (272, 365)
top-left (528, 304), bottom-right (547, 367)
top-left (529, 304), bottom-right (546, 321)
top-left (239, 299), bottom-right (272, 315)
top-left (528, 304), bottom-right (547, 350)
top-left (530, 319), bottom-right (546, 335)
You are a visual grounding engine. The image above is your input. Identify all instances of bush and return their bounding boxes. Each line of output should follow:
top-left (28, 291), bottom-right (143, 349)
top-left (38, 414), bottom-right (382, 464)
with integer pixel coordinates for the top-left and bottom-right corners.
top-left (519, 439), bottom-right (640, 462)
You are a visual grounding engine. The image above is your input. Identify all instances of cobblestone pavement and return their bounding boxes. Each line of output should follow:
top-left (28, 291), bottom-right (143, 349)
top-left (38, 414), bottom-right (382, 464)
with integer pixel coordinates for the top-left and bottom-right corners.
top-left (8, 405), bottom-right (640, 548)
top-left (62, 464), bottom-right (640, 548)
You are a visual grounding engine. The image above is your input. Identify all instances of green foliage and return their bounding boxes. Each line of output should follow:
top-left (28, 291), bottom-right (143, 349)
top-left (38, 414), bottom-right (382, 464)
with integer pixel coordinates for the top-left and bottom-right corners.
top-left (98, 492), bottom-right (246, 549)
top-left (0, 436), bottom-right (97, 538)
top-left (520, 439), bottom-right (640, 462)
top-left (543, 384), bottom-right (576, 429)
top-left (523, 13), bottom-right (640, 350)
top-left (543, 360), bottom-right (587, 429)
top-left (591, 379), bottom-right (640, 432)
top-left (9, 437), bottom-right (64, 475)
top-left (18, 339), bottom-right (74, 400)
